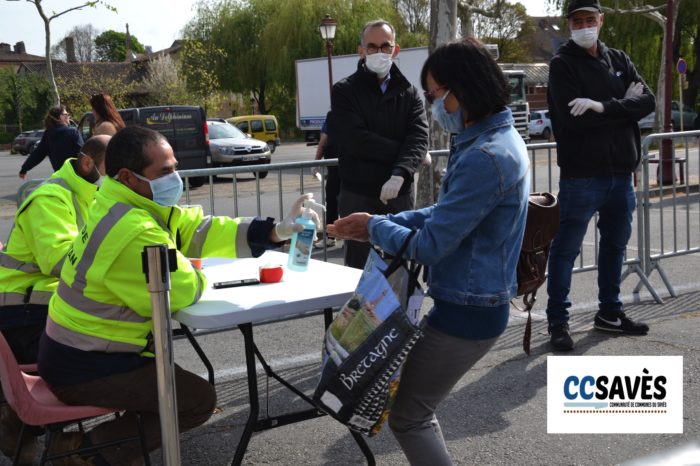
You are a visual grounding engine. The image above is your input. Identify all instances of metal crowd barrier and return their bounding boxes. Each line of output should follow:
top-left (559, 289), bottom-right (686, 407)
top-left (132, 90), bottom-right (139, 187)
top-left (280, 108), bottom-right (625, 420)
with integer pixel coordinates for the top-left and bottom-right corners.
top-left (637, 130), bottom-right (700, 298)
top-left (0, 130), bottom-right (670, 304)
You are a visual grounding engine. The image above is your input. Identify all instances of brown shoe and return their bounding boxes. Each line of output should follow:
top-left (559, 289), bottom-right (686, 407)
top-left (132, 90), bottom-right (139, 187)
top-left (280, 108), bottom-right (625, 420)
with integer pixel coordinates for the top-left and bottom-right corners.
top-left (0, 404), bottom-right (39, 465)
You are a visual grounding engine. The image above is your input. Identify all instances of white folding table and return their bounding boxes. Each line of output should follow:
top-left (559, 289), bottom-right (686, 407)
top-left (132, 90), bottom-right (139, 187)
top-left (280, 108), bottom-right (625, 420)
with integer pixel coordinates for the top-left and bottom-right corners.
top-left (173, 251), bottom-right (374, 465)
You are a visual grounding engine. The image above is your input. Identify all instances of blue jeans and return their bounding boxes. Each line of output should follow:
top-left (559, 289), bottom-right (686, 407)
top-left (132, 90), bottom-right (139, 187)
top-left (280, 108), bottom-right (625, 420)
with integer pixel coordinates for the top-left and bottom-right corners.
top-left (546, 174), bottom-right (636, 325)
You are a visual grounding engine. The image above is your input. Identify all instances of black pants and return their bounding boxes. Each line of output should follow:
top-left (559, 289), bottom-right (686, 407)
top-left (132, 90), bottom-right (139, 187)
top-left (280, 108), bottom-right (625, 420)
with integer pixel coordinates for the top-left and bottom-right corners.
top-left (338, 188), bottom-right (414, 269)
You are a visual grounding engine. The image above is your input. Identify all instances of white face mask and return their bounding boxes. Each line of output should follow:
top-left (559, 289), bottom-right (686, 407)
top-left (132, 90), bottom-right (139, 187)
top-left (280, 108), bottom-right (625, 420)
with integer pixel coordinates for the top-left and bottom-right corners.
top-left (571, 26), bottom-right (599, 49)
top-left (364, 52), bottom-right (393, 78)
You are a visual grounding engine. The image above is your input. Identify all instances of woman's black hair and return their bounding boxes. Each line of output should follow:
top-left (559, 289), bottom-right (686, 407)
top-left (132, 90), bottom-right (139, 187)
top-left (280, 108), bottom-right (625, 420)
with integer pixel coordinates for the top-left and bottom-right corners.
top-left (420, 37), bottom-right (508, 123)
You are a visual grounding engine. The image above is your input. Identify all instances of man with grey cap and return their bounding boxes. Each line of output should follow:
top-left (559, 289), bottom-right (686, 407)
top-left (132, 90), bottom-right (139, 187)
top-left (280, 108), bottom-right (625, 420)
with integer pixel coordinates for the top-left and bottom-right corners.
top-left (545, 0), bottom-right (655, 351)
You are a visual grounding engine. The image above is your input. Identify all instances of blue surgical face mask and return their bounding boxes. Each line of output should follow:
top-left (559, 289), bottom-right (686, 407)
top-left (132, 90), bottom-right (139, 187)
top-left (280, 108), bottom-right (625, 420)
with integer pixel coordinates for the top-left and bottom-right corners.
top-left (133, 171), bottom-right (183, 206)
top-left (431, 90), bottom-right (464, 134)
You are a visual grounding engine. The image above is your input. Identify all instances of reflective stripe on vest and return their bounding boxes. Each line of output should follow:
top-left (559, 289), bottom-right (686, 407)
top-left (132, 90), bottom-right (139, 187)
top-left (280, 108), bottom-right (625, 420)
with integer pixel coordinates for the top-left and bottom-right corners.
top-left (3, 178), bottom-right (86, 279)
top-left (0, 252), bottom-right (40, 274)
top-left (56, 203), bottom-right (149, 349)
top-left (20, 178), bottom-right (86, 231)
top-left (184, 216), bottom-right (213, 258)
top-left (45, 317), bottom-right (143, 353)
top-left (0, 290), bottom-right (53, 306)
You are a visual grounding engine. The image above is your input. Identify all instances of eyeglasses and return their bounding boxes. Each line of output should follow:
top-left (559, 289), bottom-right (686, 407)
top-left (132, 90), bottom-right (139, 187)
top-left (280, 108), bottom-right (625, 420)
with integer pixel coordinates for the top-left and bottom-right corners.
top-left (423, 86), bottom-right (447, 104)
top-left (364, 43), bottom-right (395, 55)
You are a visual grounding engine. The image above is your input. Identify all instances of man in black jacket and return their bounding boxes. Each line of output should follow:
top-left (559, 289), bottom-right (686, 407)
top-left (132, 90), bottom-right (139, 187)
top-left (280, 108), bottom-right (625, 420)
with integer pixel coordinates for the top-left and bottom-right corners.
top-left (546, 0), bottom-right (655, 351)
top-left (331, 19), bottom-right (428, 268)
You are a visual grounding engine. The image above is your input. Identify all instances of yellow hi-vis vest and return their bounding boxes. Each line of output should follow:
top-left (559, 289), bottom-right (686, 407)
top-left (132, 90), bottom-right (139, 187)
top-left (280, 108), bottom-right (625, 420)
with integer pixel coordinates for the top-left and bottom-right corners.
top-left (0, 159), bottom-right (97, 307)
top-left (47, 177), bottom-right (255, 355)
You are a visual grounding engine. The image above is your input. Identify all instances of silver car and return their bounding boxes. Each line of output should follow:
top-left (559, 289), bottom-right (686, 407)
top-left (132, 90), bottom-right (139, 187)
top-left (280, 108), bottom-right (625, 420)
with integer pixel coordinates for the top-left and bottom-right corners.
top-left (207, 121), bottom-right (271, 178)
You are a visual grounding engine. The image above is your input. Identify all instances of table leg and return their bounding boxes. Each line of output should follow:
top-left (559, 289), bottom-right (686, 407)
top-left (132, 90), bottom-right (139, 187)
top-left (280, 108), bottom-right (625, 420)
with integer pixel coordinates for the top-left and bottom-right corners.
top-left (232, 323), bottom-right (258, 466)
top-left (177, 324), bottom-right (215, 385)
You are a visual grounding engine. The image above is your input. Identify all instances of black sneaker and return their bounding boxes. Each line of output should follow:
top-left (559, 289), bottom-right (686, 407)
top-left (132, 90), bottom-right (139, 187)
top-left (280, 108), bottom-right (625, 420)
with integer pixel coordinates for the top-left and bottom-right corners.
top-left (548, 322), bottom-right (574, 351)
top-left (594, 312), bottom-right (649, 335)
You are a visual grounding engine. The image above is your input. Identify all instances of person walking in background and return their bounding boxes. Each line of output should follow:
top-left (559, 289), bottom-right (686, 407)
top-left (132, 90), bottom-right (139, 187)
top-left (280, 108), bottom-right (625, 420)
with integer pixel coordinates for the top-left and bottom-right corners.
top-left (331, 18), bottom-right (428, 269)
top-left (328, 37), bottom-right (529, 465)
top-left (545, 0), bottom-right (655, 351)
top-left (312, 111), bottom-right (340, 248)
top-left (19, 105), bottom-right (83, 179)
top-left (90, 93), bottom-right (126, 136)
top-left (0, 135), bottom-right (110, 464)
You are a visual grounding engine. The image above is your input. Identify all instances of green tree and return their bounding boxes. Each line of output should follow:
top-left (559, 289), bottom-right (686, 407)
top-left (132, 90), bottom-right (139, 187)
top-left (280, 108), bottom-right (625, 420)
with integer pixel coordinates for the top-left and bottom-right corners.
top-left (54, 64), bottom-right (137, 116)
top-left (0, 69), bottom-right (51, 131)
top-left (472, 1), bottom-right (534, 62)
top-left (95, 29), bottom-right (145, 62)
top-left (184, 0), bottom-right (424, 133)
top-left (179, 40), bottom-right (227, 113)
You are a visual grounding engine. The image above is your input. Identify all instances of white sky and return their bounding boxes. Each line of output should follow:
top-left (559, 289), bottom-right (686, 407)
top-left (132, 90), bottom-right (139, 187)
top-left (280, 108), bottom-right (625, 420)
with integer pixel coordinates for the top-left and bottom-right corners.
top-left (1, 0), bottom-right (558, 57)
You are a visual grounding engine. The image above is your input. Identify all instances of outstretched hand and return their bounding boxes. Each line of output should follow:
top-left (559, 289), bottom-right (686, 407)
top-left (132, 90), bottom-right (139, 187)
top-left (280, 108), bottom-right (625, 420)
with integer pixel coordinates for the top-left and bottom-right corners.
top-left (272, 193), bottom-right (320, 242)
top-left (327, 213), bottom-right (372, 242)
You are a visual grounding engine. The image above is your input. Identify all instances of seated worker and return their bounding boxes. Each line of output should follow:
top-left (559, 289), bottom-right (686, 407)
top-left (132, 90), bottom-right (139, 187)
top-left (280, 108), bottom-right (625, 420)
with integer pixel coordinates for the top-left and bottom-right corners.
top-left (38, 126), bottom-right (313, 465)
top-left (0, 135), bottom-right (109, 464)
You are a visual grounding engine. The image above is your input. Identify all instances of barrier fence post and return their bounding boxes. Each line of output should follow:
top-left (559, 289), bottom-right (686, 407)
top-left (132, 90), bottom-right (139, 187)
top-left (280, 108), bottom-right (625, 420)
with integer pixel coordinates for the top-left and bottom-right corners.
top-left (143, 244), bottom-right (181, 466)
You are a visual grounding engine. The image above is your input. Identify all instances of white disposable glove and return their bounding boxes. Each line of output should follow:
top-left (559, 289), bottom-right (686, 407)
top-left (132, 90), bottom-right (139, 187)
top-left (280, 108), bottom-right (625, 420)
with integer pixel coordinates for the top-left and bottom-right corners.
top-left (311, 166), bottom-right (322, 181)
top-left (624, 82), bottom-right (643, 99)
top-left (274, 193), bottom-right (321, 240)
top-left (568, 98), bottom-right (604, 116)
top-left (379, 175), bottom-right (404, 204)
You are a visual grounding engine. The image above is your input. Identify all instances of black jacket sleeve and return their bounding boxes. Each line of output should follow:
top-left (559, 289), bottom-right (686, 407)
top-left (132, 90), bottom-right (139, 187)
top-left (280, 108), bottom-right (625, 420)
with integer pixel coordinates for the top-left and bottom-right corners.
top-left (20, 132), bottom-right (49, 174)
top-left (392, 87), bottom-right (429, 181)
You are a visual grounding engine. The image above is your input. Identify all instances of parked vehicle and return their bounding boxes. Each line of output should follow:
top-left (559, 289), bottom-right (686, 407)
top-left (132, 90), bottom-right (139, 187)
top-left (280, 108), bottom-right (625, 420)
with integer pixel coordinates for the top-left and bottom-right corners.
top-left (207, 121), bottom-right (271, 178)
top-left (227, 115), bottom-right (280, 153)
top-left (78, 106), bottom-right (210, 187)
top-left (529, 110), bottom-right (552, 139)
top-left (12, 129), bottom-right (44, 155)
top-left (638, 101), bottom-right (698, 132)
top-left (295, 46), bottom-right (529, 141)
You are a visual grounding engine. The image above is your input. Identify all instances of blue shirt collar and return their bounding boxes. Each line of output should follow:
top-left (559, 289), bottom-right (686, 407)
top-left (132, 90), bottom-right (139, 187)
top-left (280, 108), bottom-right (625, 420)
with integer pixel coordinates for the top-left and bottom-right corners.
top-left (452, 107), bottom-right (515, 146)
top-left (380, 70), bottom-right (392, 94)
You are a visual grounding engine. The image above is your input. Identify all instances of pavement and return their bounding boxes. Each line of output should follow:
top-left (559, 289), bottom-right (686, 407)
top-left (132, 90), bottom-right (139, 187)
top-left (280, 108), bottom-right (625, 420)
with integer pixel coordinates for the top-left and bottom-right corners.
top-left (145, 285), bottom-right (699, 466)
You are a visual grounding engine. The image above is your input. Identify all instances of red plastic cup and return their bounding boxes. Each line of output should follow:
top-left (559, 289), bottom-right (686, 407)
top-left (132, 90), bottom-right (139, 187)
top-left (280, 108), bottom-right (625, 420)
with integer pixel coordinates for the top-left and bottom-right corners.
top-left (259, 264), bottom-right (283, 283)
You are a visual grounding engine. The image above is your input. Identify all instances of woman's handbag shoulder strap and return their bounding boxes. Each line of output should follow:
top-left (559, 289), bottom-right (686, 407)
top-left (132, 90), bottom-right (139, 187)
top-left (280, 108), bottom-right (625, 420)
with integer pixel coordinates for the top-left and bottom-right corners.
top-left (383, 229), bottom-right (417, 278)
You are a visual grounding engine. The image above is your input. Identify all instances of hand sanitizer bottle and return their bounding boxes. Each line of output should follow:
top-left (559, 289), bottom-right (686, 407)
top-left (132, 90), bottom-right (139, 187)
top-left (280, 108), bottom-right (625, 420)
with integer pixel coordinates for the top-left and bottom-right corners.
top-left (288, 200), bottom-right (325, 271)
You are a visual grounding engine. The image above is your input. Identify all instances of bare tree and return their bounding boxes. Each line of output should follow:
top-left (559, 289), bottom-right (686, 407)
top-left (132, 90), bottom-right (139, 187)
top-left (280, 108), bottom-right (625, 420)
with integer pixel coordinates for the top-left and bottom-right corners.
top-left (395, 0), bottom-right (431, 33)
top-left (51, 24), bottom-right (100, 62)
top-left (141, 54), bottom-right (189, 106)
top-left (8, 0), bottom-right (115, 105)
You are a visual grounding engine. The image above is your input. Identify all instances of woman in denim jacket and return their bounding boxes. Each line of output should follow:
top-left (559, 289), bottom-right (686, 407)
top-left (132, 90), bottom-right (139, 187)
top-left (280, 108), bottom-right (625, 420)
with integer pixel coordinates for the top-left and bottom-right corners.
top-left (328, 38), bottom-right (530, 465)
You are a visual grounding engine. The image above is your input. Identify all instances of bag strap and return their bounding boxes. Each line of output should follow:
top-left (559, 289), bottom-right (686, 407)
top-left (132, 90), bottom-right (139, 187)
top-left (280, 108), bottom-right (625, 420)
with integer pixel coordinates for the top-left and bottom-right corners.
top-left (383, 230), bottom-right (416, 278)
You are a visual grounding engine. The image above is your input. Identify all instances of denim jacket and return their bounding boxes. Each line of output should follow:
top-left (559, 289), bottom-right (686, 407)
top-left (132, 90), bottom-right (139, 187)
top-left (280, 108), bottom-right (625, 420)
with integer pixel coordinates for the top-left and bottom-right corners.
top-left (368, 108), bottom-right (530, 306)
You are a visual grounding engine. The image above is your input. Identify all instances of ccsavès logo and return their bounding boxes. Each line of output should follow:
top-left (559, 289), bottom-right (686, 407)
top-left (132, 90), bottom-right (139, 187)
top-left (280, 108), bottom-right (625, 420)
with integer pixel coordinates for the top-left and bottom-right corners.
top-left (547, 356), bottom-right (682, 434)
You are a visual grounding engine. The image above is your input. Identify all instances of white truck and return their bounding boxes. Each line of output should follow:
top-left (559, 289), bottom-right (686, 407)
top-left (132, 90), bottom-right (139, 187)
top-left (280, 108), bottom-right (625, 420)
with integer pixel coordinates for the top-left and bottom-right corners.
top-left (294, 46), bottom-right (529, 141)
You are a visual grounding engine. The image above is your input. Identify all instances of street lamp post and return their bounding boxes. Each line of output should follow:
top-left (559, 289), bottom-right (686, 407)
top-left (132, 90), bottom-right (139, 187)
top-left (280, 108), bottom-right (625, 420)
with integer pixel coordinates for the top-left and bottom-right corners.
top-left (319, 14), bottom-right (337, 98)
